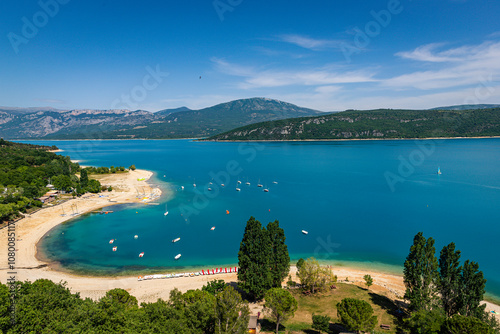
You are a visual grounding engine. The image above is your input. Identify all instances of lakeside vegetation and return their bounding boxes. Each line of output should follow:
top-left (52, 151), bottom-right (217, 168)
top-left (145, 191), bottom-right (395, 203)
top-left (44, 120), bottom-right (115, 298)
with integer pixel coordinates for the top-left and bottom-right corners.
top-left (2, 216), bottom-right (498, 333)
top-left (0, 139), bottom-right (80, 221)
top-left (207, 108), bottom-right (500, 141)
top-left (0, 139), bottom-right (132, 222)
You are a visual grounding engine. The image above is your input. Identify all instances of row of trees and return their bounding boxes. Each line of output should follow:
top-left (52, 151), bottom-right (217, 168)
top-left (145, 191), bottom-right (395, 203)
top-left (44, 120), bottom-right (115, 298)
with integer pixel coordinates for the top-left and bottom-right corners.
top-left (0, 279), bottom-right (251, 334)
top-left (403, 232), bottom-right (498, 332)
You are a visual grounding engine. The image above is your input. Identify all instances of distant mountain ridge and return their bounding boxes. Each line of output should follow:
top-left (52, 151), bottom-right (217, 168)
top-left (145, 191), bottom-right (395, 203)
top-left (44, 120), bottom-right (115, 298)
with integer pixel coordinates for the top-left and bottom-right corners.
top-left (207, 108), bottom-right (500, 141)
top-left (430, 104), bottom-right (500, 111)
top-left (0, 98), bottom-right (322, 139)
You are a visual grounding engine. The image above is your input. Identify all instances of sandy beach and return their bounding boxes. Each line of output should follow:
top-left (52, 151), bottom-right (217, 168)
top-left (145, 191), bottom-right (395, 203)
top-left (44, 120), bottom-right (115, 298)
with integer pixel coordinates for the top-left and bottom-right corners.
top-left (1, 169), bottom-right (499, 317)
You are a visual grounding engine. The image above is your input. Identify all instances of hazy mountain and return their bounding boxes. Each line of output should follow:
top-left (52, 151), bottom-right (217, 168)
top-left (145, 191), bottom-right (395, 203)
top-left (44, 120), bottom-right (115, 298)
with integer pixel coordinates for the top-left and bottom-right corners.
top-left (0, 98), bottom-right (322, 139)
top-left (155, 106), bottom-right (191, 115)
top-left (429, 104), bottom-right (500, 110)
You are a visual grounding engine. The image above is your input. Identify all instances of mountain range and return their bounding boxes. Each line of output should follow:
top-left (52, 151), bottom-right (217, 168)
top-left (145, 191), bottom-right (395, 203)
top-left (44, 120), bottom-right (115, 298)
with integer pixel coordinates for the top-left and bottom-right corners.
top-left (1, 99), bottom-right (499, 140)
top-left (0, 98), bottom-right (322, 139)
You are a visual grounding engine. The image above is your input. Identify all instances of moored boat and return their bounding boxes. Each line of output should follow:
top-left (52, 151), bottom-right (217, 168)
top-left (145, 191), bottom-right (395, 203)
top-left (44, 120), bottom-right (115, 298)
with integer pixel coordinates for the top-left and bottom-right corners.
top-left (172, 237), bottom-right (181, 243)
top-left (175, 254), bottom-right (181, 260)
top-left (302, 230), bottom-right (308, 235)
top-left (139, 252), bottom-right (144, 257)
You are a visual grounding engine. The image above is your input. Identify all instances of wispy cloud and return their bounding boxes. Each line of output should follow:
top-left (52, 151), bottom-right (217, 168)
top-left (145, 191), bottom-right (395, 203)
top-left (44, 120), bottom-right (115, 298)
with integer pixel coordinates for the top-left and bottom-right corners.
top-left (387, 41), bottom-right (500, 89)
top-left (211, 58), bottom-right (377, 89)
top-left (278, 34), bottom-right (344, 50)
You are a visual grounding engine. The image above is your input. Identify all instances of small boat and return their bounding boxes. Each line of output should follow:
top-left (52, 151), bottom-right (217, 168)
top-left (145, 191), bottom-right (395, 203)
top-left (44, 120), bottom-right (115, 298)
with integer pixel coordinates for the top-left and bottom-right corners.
top-left (164, 211), bottom-right (169, 216)
top-left (134, 235), bottom-right (138, 239)
top-left (221, 184), bottom-right (225, 187)
top-left (112, 246), bottom-right (117, 251)
top-left (437, 167), bottom-right (442, 175)
top-left (172, 237), bottom-right (180, 243)
top-left (139, 252), bottom-right (144, 257)
top-left (263, 188), bottom-right (269, 192)
top-left (181, 186), bottom-right (184, 190)
top-left (273, 181), bottom-right (278, 184)
top-left (109, 239), bottom-right (114, 244)
top-left (211, 226), bottom-right (215, 230)
top-left (226, 210), bottom-right (230, 214)
top-left (175, 254), bottom-right (181, 260)
top-left (236, 188), bottom-right (241, 191)
top-left (237, 180), bottom-right (241, 184)
top-left (302, 230), bottom-right (308, 235)
top-left (193, 183), bottom-right (196, 187)
top-left (209, 182), bottom-right (213, 185)
top-left (257, 184), bottom-right (263, 187)
top-left (208, 187), bottom-right (212, 191)
top-left (245, 182), bottom-right (250, 185)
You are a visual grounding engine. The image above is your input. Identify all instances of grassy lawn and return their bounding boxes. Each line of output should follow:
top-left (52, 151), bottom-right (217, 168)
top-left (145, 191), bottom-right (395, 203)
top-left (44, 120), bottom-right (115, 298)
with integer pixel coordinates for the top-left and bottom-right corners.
top-left (260, 283), bottom-right (400, 334)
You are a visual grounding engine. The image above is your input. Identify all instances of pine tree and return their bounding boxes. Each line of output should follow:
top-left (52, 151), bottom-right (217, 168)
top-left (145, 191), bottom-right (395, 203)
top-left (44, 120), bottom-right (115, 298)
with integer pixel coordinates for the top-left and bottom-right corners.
top-left (439, 242), bottom-right (462, 317)
top-left (266, 220), bottom-right (290, 288)
top-left (459, 260), bottom-right (486, 318)
top-left (237, 217), bottom-right (272, 300)
top-left (403, 232), bottom-right (439, 311)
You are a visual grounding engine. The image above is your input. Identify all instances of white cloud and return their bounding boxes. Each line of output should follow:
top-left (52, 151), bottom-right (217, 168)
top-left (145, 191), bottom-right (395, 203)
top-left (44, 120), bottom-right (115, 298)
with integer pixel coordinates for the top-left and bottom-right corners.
top-left (211, 58), bottom-right (377, 89)
top-left (278, 34), bottom-right (344, 50)
top-left (387, 41), bottom-right (500, 90)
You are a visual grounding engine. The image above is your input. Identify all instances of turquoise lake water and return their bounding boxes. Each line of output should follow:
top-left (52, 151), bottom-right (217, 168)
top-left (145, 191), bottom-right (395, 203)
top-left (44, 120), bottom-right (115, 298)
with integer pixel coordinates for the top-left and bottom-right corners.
top-left (27, 139), bottom-right (500, 297)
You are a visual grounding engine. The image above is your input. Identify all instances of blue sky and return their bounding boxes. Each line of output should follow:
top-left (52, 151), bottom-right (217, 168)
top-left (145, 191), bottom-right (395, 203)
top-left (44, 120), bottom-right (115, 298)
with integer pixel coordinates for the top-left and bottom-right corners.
top-left (1, 0), bottom-right (500, 111)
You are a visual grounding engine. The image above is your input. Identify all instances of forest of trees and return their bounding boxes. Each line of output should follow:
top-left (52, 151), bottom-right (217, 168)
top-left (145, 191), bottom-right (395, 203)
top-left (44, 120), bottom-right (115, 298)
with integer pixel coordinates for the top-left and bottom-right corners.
top-left (403, 232), bottom-right (499, 333)
top-left (208, 108), bottom-right (500, 141)
top-left (0, 139), bottom-right (110, 222)
top-left (0, 279), bottom-right (251, 334)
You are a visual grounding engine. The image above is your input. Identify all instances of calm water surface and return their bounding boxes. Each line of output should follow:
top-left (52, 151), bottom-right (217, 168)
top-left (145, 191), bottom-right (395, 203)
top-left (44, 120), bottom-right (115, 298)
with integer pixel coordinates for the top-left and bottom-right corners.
top-left (27, 139), bottom-right (500, 297)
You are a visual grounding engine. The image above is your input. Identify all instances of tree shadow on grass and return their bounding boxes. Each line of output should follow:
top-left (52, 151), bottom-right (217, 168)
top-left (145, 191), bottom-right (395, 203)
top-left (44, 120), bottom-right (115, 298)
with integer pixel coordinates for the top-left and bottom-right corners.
top-left (259, 318), bottom-right (285, 332)
top-left (369, 292), bottom-right (407, 332)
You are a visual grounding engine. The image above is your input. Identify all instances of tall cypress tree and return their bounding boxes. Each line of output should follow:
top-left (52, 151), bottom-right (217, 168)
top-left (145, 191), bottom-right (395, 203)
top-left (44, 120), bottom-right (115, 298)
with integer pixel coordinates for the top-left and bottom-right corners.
top-left (439, 242), bottom-right (462, 317)
top-left (267, 220), bottom-right (290, 288)
top-left (237, 217), bottom-right (272, 300)
top-left (403, 232), bottom-right (439, 311)
top-left (459, 260), bottom-right (486, 318)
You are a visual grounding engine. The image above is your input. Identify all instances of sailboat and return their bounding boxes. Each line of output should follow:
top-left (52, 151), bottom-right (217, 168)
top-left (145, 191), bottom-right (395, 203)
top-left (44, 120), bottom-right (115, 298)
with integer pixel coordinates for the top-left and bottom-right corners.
top-left (172, 237), bottom-right (181, 243)
top-left (257, 179), bottom-right (263, 187)
top-left (437, 167), bottom-right (442, 175)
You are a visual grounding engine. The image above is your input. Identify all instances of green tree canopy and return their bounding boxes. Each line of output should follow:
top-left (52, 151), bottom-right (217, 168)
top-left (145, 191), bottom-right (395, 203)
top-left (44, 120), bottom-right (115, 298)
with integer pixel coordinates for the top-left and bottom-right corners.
top-left (297, 257), bottom-right (336, 293)
top-left (215, 286), bottom-right (250, 334)
top-left (80, 168), bottom-right (89, 188)
top-left (363, 274), bottom-right (373, 289)
top-left (237, 216), bottom-right (272, 300)
top-left (403, 232), bottom-right (439, 311)
top-left (459, 260), bottom-right (486, 318)
top-left (264, 288), bottom-right (298, 334)
top-left (442, 314), bottom-right (496, 334)
top-left (267, 220), bottom-right (290, 288)
top-left (439, 242), bottom-right (462, 317)
top-left (336, 298), bottom-right (377, 333)
top-left (312, 314), bottom-right (331, 333)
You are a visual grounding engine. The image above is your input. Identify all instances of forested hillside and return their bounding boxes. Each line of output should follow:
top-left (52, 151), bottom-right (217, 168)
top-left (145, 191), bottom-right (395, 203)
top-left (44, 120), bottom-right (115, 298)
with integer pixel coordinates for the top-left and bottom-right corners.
top-left (208, 108), bottom-right (500, 141)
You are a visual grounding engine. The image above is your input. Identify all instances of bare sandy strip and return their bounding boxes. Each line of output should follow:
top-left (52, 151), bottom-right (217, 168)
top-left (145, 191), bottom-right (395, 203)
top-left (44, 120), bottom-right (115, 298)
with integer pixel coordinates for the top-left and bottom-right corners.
top-left (1, 171), bottom-right (498, 316)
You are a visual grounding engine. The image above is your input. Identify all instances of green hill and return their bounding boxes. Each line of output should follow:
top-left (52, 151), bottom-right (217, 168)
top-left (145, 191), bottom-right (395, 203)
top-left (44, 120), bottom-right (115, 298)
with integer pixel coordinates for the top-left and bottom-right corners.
top-left (207, 108), bottom-right (500, 141)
